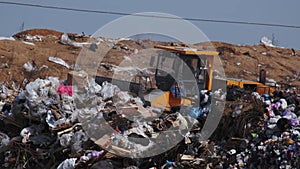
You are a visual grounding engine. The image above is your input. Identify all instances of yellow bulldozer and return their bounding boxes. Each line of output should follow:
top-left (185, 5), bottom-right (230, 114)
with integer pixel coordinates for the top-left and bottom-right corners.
top-left (94, 45), bottom-right (275, 109)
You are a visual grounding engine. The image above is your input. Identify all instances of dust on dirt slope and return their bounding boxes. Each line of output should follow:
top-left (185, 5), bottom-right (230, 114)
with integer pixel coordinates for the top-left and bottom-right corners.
top-left (0, 29), bottom-right (299, 86)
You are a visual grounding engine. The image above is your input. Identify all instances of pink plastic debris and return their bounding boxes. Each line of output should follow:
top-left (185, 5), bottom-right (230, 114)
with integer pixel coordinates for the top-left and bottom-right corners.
top-left (57, 84), bottom-right (73, 96)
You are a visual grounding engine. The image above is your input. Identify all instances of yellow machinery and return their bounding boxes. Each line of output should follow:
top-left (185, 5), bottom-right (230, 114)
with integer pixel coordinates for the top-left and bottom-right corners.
top-left (150, 45), bottom-right (275, 108)
top-left (96, 45), bottom-right (275, 110)
top-left (226, 78), bottom-right (275, 95)
top-left (154, 45), bottom-right (219, 91)
top-left (151, 45), bottom-right (220, 108)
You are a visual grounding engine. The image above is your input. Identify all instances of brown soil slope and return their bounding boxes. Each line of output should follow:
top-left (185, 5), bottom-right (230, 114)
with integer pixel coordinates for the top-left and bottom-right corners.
top-left (0, 29), bottom-right (299, 87)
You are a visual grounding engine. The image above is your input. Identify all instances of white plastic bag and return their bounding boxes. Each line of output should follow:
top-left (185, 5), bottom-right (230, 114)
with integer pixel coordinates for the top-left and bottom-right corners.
top-left (100, 82), bottom-right (120, 100)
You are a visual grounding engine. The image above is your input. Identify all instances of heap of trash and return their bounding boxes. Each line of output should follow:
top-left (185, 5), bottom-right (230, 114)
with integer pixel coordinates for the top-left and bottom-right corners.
top-left (207, 90), bottom-right (300, 168)
top-left (0, 73), bottom-right (300, 168)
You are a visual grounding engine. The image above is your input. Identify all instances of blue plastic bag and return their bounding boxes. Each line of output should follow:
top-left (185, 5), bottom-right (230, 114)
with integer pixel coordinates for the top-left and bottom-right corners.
top-left (189, 107), bottom-right (203, 119)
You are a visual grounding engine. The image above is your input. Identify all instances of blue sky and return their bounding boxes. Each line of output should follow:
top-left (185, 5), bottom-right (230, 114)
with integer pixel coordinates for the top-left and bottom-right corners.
top-left (1, 0), bottom-right (300, 49)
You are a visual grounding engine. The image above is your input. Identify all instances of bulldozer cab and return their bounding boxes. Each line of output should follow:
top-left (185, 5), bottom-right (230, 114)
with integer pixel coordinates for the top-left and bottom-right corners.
top-left (154, 45), bottom-right (218, 96)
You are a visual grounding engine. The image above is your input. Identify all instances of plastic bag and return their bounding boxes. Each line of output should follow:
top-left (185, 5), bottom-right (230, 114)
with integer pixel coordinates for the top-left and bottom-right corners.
top-left (88, 78), bottom-right (102, 94)
top-left (57, 158), bottom-right (77, 169)
top-left (48, 56), bottom-right (70, 69)
top-left (46, 110), bottom-right (56, 128)
top-left (189, 107), bottom-right (203, 119)
top-left (115, 91), bottom-right (132, 103)
top-left (58, 84), bottom-right (73, 96)
top-left (100, 82), bottom-right (120, 100)
top-left (23, 61), bottom-right (35, 72)
top-left (0, 132), bottom-right (10, 148)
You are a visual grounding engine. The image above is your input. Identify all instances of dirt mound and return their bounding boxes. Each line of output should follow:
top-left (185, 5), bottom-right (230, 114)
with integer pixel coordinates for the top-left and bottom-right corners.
top-left (209, 41), bottom-right (300, 85)
top-left (13, 28), bottom-right (64, 37)
top-left (0, 28), bottom-right (300, 87)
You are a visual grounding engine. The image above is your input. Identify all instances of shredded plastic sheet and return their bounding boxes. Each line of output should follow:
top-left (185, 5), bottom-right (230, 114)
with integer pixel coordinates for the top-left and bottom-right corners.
top-left (260, 36), bottom-right (275, 47)
top-left (22, 41), bottom-right (35, 46)
top-left (0, 132), bottom-right (10, 148)
top-left (46, 110), bottom-right (56, 128)
top-left (0, 37), bottom-right (15, 41)
top-left (88, 78), bottom-right (102, 94)
top-left (60, 33), bottom-right (97, 47)
top-left (26, 35), bottom-right (43, 41)
top-left (112, 66), bottom-right (153, 75)
top-left (57, 158), bottom-right (77, 169)
top-left (48, 56), bottom-right (70, 69)
top-left (100, 81), bottom-right (120, 100)
top-left (16, 77), bottom-right (60, 118)
top-left (23, 61), bottom-right (36, 72)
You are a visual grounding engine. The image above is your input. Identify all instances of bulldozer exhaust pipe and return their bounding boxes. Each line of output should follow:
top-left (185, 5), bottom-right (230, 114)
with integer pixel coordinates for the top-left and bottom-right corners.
top-left (259, 69), bottom-right (266, 85)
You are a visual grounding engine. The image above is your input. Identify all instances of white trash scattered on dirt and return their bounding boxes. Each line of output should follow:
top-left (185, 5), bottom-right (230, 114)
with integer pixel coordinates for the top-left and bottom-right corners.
top-left (48, 56), bottom-right (70, 69)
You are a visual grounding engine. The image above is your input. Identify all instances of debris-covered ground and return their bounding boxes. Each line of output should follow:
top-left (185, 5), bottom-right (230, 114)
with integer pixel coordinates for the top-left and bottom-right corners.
top-left (1, 73), bottom-right (300, 168)
top-left (0, 29), bottom-right (300, 168)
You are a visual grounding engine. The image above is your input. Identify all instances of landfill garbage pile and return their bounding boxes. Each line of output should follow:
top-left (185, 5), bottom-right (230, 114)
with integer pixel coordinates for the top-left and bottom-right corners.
top-left (1, 75), bottom-right (300, 168)
top-left (202, 91), bottom-right (300, 169)
top-left (0, 74), bottom-right (222, 168)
